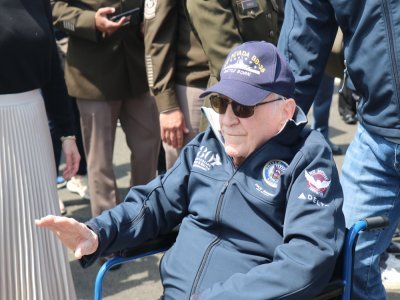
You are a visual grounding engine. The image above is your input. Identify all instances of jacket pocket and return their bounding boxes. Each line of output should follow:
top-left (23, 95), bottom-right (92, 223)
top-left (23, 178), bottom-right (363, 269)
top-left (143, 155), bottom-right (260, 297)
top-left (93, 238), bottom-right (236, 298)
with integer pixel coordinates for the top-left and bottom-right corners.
top-left (230, 0), bottom-right (279, 44)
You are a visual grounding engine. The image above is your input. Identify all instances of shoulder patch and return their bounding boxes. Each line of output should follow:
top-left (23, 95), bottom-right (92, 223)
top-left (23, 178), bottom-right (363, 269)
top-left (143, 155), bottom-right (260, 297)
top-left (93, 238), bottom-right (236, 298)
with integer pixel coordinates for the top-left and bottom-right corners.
top-left (262, 160), bottom-right (288, 188)
top-left (305, 169), bottom-right (331, 197)
top-left (144, 0), bottom-right (157, 19)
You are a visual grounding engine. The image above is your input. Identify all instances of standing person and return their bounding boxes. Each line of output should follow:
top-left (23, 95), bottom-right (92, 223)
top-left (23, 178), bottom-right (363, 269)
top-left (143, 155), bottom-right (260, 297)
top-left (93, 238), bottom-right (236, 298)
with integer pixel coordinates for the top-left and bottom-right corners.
top-left (278, 1), bottom-right (400, 298)
top-left (51, 1), bottom-right (161, 219)
top-left (0, 0), bottom-right (80, 298)
top-left (37, 41), bottom-right (345, 299)
top-left (182, 0), bottom-right (284, 130)
top-left (144, 0), bottom-right (210, 169)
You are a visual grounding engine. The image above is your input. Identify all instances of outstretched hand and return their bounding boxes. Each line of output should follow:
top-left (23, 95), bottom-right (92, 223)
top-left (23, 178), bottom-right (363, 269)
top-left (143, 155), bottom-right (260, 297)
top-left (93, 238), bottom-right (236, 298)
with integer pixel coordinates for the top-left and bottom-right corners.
top-left (35, 215), bottom-right (99, 259)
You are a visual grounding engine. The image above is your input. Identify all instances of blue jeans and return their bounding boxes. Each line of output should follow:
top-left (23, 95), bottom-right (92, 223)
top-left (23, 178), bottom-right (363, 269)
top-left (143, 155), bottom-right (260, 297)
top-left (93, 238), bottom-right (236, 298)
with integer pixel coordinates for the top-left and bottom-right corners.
top-left (311, 73), bottom-right (334, 138)
top-left (342, 124), bottom-right (400, 299)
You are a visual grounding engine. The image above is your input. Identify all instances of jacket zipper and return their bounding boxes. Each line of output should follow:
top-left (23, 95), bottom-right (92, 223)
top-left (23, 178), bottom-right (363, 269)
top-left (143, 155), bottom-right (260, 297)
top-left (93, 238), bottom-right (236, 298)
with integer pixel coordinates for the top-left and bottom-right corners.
top-left (189, 181), bottom-right (229, 296)
top-left (381, 0), bottom-right (400, 105)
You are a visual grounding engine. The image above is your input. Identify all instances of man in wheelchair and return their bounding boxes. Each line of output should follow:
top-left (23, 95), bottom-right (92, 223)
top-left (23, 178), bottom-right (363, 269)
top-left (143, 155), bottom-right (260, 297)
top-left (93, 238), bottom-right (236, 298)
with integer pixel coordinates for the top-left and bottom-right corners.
top-left (37, 41), bottom-right (345, 299)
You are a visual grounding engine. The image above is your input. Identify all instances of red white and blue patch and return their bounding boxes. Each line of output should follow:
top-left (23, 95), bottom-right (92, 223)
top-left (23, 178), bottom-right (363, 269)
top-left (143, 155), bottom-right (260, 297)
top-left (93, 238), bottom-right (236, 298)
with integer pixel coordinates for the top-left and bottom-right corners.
top-left (305, 169), bottom-right (331, 197)
top-left (262, 160), bottom-right (288, 188)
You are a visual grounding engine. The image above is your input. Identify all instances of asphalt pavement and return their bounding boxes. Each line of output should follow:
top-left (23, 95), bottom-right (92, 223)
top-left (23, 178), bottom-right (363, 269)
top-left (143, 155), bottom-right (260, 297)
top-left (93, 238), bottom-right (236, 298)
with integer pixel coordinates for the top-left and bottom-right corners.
top-left (58, 84), bottom-right (400, 299)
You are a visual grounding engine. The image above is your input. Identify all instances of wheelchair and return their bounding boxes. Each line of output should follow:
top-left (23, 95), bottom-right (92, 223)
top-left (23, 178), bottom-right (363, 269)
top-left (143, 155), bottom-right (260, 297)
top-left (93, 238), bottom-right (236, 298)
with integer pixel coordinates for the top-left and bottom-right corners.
top-left (94, 216), bottom-right (389, 300)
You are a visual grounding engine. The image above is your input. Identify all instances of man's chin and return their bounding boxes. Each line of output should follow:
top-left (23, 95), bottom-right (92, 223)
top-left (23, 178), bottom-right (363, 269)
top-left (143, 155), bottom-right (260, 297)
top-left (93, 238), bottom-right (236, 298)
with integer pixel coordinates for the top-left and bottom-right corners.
top-left (224, 145), bottom-right (241, 158)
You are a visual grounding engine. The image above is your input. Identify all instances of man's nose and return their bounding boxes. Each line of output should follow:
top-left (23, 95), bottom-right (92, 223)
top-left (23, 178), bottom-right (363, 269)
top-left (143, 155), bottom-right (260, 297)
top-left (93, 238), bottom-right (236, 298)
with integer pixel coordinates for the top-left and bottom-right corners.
top-left (221, 103), bottom-right (239, 125)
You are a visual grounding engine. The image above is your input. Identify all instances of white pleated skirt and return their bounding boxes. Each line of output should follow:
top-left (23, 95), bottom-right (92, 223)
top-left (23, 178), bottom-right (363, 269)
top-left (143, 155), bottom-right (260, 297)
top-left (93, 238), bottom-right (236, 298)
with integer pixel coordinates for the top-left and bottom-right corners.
top-left (0, 90), bottom-right (77, 300)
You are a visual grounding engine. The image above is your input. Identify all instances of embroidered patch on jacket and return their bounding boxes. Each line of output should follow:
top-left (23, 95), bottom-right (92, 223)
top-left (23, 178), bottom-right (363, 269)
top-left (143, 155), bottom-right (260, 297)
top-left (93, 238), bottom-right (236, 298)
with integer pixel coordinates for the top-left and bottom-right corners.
top-left (262, 160), bottom-right (288, 188)
top-left (145, 55), bottom-right (154, 87)
top-left (193, 146), bottom-right (222, 171)
top-left (144, 0), bottom-right (157, 19)
top-left (305, 169), bottom-right (331, 197)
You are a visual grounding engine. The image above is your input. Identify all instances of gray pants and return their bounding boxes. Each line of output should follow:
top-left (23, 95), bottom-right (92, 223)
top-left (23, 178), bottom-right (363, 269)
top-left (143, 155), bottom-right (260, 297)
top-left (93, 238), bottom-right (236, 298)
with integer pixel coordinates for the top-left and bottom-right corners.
top-left (77, 93), bottom-right (160, 217)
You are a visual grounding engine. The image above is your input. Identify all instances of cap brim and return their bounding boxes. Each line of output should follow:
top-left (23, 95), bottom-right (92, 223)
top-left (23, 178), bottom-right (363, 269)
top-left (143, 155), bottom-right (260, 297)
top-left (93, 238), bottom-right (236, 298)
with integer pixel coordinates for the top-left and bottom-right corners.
top-left (200, 79), bottom-right (272, 106)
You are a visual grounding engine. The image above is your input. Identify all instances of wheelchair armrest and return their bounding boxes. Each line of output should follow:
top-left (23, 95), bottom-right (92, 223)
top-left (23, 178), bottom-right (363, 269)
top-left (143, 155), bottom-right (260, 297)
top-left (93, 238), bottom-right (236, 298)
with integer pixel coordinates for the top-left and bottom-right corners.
top-left (118, 228), bottom-right (179, 258)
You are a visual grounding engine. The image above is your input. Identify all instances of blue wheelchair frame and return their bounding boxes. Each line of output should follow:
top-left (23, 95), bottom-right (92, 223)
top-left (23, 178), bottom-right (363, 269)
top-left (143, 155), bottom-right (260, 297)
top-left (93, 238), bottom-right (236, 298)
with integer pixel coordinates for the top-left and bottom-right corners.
top-left (94, 216), bottom-right (388, 300)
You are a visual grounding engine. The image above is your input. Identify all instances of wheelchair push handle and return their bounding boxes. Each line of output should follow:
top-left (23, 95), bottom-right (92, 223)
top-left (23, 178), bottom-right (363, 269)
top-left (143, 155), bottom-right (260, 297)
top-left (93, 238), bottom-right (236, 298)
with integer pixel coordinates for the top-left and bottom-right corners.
top-left (363, 216), bottom-right (389, 231)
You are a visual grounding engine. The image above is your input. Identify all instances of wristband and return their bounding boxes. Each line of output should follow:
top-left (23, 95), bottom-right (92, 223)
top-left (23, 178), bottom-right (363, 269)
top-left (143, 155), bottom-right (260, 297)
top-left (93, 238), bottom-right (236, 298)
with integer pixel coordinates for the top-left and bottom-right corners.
top-left (60, 135), bottom-right (76, 143)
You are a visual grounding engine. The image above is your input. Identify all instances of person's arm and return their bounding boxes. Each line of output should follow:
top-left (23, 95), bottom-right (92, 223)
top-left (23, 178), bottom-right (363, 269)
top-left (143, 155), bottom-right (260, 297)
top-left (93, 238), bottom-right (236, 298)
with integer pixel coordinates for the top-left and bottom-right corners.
top-left (277, 0), bottom-right (338, 113)
top-left (37, 139), bottom-right (200, 266)
top-left (51, 1), bottom-right (127, 41)
top-left (144, 0), bottom-right (189, 148)
top-left (185, 1), bottom-right (243, 83)
top-left (42, 0), bottom-right (80, 178)
top-left (195, 138), bottom-right (345, 299)
top-left (51, 0), bottom-right (99, 42)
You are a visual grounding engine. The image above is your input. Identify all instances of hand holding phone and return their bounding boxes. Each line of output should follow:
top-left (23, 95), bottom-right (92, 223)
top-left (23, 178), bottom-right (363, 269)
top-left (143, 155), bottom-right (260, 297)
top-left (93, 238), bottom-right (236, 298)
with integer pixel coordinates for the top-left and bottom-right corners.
top-left (95, 7), bottom-right (131, 35)
top-left (108, 7), bottom-right (140, 25)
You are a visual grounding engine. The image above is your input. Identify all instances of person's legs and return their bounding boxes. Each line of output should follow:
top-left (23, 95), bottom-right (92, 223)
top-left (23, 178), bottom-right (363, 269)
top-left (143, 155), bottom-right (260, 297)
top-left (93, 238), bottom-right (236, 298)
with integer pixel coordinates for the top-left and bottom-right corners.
top-left (119, 92), bottom-right (160, 186)
top-left (342, 124), bottom-right (400, 299)
top-left (163, 85), bottom-right (204, 169)
top-left (77, 99), bottom-right (121, 217)
top-left (312, 74), bottom-right (342, 155)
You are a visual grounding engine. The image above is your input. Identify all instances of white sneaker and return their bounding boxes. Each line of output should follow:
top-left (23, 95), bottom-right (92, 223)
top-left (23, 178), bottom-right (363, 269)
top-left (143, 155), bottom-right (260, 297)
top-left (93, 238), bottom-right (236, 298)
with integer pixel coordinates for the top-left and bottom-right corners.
top-left (66, 175), bottom-right (90, 199)
top-left (381, 253), bottom-right (400, 289)
top-left (59, 199), bottom-right (67, 215)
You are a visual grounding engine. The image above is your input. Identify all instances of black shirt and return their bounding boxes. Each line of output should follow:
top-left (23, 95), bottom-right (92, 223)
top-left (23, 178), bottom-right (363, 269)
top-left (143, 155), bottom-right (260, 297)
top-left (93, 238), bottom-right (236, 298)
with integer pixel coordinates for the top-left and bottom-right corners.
top-left (0, 0), bottom-right (74, 136)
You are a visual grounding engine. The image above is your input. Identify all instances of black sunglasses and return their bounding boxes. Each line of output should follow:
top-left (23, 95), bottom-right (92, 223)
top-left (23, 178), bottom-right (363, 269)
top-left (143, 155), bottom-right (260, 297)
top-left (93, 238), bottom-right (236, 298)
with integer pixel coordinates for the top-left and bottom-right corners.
top-left (210, 94), bottom-right (285, 118)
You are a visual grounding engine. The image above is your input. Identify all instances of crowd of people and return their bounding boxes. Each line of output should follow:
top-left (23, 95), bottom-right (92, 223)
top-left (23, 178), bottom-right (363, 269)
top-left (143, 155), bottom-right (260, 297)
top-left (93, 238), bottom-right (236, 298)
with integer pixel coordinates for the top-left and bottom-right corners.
top-left (1, 0), bottom-right (399, 299)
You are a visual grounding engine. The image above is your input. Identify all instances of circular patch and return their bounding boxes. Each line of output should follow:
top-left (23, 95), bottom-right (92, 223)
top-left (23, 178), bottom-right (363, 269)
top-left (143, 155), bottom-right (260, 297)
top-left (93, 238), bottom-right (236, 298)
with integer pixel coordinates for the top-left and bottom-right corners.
top-left (144, 0), bottom-right (157, 19)
top-left (305, 169), bottom-right (331, 197)
top-left (262, 160), bottom-right (288, 188)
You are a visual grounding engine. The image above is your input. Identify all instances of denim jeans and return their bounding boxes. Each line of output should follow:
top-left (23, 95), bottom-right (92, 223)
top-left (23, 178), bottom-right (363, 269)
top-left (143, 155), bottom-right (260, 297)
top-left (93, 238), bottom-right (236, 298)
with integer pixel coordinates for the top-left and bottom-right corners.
top-left (342, 124), bottom-right (400, 299)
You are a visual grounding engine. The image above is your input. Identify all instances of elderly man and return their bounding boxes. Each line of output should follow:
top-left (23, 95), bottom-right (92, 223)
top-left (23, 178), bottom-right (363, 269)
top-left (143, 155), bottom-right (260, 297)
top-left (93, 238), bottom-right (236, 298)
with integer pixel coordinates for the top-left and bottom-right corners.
top-left (36, 41), bottom-right (345, 299)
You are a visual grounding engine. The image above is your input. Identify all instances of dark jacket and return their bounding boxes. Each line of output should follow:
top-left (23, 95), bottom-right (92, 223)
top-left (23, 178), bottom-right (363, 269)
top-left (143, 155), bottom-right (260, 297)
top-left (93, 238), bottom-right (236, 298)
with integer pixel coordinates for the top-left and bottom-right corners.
top-left (81, 107), bottom-right (345, 299)
top-left (143, 0), bottom-right (210, 113)
top-left (51, 0), bottom-right (148, 100)
top-left (186, 0), bottom-right (283, 85)
top-left (278, 0), bottom-right (400, 140)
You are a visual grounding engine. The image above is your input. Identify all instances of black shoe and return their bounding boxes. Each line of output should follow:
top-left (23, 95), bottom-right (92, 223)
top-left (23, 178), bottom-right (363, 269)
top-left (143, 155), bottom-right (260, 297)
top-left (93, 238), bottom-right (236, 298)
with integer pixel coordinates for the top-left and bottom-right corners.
top-left (342, 114), bottom-right (357, 125)
top-left (326, 139), bottom-right (343, 155)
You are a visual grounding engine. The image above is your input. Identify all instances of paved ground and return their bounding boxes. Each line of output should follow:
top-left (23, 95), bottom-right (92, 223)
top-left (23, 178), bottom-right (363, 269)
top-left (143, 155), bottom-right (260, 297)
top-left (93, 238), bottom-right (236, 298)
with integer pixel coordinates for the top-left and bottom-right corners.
top-left (58, 86), bottom-right (400, 299)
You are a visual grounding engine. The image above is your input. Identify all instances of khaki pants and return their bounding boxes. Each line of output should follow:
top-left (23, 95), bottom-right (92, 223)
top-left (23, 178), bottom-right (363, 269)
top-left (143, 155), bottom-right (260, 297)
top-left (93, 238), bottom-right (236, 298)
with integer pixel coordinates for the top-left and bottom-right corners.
top-left (163, 84), bottom-right (205, 169)
top-left (77, 93), bottom-right (160, 216)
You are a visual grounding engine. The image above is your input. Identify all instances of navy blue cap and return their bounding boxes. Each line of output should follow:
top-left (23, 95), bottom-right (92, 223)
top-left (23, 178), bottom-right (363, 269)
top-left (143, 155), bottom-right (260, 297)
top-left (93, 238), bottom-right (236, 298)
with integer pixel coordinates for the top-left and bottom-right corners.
top-left (200, 41), bottom-right (295, 106)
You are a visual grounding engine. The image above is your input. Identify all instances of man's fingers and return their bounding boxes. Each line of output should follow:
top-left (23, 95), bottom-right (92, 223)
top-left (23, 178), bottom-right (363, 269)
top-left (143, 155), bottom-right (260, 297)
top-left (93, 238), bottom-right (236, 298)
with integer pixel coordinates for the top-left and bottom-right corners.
top-left (35, 214), bottom-right (57, 227)
top-left (97, 7), bottom-right (115, 16)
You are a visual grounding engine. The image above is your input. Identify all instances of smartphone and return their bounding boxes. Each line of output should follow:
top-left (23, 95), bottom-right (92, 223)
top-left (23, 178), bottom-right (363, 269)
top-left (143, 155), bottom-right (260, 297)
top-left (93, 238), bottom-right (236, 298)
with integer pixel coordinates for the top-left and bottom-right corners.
top-left (109, 7), bottom-right (140, 23)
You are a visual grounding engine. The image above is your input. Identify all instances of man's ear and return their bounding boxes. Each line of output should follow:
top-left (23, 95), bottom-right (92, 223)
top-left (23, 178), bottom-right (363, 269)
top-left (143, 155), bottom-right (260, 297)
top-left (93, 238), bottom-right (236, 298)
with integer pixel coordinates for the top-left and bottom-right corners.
top-left (283, 98), bottom-right (296, 119)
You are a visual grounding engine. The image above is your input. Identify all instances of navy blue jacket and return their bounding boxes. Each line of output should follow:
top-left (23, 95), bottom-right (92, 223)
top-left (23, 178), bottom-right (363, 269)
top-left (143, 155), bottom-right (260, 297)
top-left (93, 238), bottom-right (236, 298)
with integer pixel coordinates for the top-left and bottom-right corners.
top-left (278, 0), bottom-right (400, 140)
top-left (82, 107), bottom-right (345, 299)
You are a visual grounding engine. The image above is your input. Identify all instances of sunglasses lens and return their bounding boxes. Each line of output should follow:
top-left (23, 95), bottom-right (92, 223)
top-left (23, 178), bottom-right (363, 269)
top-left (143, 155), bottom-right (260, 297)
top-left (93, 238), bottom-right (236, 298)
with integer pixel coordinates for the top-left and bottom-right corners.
top-left (210, 95), bottom-right (228, 114)
top-left (210, 95), bottom-right (255, 118)
top-left (232, 103), bottom-right (254, 118)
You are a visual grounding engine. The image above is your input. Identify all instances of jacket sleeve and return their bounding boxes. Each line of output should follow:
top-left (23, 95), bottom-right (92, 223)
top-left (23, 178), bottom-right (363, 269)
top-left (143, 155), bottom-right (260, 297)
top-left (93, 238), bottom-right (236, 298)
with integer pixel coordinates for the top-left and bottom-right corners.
top-left (143, 0), bottom-right (179, 113)
top-left (196, 139), bottom-right (345, 299)
top-left (185, 0), bottom-right (243, 82)
top-left (79, 142), bottom-right (199, 267)
top-left (277, 0), bottom-right (338, 114)
top-left (51, 0), bottom-right (98, 42)
top-left (41, 0), bottom-right (75, 137)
